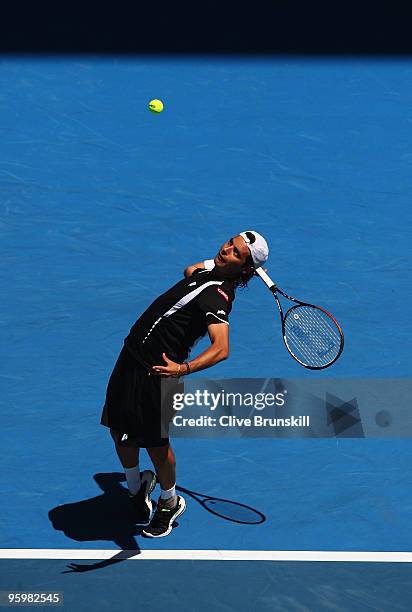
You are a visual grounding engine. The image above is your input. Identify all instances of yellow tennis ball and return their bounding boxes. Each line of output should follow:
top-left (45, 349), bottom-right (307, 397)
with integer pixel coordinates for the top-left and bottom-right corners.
top-left (148, 99), bottom-right (164, 113)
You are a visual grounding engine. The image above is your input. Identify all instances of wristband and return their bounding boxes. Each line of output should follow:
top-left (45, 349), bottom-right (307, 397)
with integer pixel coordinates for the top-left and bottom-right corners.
top-left (184, 361), bottom-right (191, 375)
top-left (203, 259), bottom-right (215, 271)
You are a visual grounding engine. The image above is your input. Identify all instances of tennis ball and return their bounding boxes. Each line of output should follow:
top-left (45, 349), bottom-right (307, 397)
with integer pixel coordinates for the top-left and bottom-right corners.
top-left (148, 99), bottom-right (164, 113)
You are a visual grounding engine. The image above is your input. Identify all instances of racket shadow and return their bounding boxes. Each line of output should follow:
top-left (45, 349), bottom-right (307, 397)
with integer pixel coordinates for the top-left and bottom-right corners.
top-left (176, 485), bottom-right (266, 525)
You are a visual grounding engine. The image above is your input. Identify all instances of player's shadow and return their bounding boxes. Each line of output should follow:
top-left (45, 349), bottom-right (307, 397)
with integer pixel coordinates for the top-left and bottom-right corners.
top-left (48, 472), bottom-right (144, 573)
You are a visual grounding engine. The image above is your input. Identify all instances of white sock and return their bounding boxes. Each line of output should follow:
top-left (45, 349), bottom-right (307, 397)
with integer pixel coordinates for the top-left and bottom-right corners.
top-left (160, 485), bottom-right (177, 508)
top-left (125, 465), bottom-right (141, 495)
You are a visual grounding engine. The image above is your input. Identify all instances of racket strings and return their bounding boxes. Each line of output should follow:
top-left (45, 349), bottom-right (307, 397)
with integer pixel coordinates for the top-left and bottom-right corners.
top-left (284, 305), bottom-right (342, 367)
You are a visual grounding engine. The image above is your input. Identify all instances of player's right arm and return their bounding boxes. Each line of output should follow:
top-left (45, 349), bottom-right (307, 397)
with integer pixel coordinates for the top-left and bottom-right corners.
top-left (184, 262), bottom-right (205, 277)
top-left (184, 258), bottom-right (215, 277)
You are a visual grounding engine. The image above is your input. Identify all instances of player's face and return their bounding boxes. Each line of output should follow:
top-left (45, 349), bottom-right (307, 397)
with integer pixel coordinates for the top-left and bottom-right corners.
top-left (214, 235), bottom-right (253, 274)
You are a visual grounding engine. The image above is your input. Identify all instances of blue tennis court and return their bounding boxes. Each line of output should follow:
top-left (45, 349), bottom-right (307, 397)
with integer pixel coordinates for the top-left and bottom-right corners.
top-left (1, 56), bottom-right (412, 610)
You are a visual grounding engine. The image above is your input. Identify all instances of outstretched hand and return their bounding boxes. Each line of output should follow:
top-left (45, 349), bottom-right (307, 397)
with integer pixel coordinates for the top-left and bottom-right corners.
top-left (151, 353), bottom-right (181, 377)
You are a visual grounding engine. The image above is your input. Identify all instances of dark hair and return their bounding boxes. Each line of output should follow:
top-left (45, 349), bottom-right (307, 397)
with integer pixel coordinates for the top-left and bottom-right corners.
top-left (234, 255), bottom-right (254, 287)
top-left (234, 231), bottom-right (256, 288)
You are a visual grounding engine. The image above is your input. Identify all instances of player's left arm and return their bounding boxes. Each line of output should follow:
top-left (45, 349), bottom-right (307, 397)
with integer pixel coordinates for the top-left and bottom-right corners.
top-left (151, 323), bottom-right (229, 376)
top-left (186, 323), bottom-right (229, 372)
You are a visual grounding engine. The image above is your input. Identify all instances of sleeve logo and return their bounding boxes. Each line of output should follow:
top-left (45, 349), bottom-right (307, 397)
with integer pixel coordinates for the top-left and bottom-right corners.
top-left (217, 287), bottom-right (229, 301)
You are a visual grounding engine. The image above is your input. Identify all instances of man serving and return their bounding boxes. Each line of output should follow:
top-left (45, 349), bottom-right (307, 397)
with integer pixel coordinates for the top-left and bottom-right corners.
top-left (101, 231), bottom-right (269, 537)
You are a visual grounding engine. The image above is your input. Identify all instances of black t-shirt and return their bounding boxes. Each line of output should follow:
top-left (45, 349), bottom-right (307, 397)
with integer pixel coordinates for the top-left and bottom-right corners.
top-left (124, 268), bottom-right (235, 368)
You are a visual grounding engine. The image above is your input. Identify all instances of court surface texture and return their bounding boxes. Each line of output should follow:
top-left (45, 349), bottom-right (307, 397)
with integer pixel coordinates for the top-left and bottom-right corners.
top-left (1, 57), bottom-right (411, 610)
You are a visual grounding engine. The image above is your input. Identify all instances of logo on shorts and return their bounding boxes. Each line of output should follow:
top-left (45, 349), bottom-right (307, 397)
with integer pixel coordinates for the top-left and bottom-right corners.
top-left (121, 433), bottom-right (128, 441)
top-left (217, 310), bottom-right (226, 315)
top-left (217, 287), bottom-right (229, 301)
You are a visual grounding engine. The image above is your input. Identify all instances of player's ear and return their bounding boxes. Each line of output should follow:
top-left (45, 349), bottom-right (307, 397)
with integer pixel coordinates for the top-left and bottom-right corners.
top-left (242, 263), bottom-right (255, 274)
top-left (238, 265), bottom-right (255, 287)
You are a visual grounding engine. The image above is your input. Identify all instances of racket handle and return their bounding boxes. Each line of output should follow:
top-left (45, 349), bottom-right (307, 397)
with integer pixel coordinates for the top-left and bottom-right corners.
top-left (255, 267), bottom-right (276, 290)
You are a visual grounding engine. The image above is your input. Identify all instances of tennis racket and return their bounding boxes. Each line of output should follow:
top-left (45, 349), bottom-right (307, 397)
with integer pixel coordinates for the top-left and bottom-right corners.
top-left (256, 268), bottom-right (344, 369)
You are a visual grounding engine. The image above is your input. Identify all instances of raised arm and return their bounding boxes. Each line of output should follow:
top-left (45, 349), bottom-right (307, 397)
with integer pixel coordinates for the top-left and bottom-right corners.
top-left (183, 261), bottom-right (205, 278)
top-left (184, 258), bottom-right (215, 277)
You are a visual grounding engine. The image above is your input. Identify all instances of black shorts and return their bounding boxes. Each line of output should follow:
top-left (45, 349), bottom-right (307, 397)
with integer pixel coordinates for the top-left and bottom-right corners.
top-left (100, 346), bottom-right (180, 448)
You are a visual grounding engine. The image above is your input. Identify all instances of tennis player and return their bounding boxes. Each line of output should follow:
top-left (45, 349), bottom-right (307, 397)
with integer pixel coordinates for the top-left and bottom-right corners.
top-left (101, 231), bottom-right (269, 537)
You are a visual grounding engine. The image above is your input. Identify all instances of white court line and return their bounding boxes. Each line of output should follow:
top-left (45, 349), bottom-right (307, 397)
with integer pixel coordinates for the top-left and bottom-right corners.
top-left (1, 550), bottom-right (412, 563)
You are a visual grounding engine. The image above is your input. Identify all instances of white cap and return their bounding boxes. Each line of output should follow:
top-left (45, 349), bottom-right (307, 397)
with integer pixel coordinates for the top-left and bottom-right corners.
top-left (240, 230), bottom-right (269, 268)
